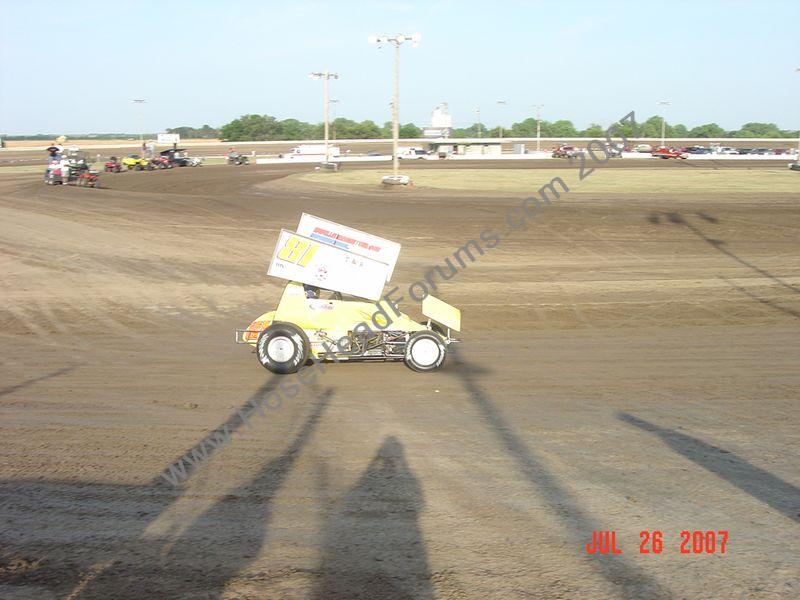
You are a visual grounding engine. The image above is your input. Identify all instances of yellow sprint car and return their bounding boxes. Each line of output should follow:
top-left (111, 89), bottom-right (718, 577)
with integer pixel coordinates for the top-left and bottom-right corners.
top-left (236, 281), bottom-right (460, 373)
top-left (236, 214), bottom-right (461, 374)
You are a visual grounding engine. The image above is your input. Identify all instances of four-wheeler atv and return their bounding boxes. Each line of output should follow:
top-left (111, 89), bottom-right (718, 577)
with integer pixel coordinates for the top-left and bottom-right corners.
top-left (227, 154), bottom-right (249, 165)
top-left (104, 156), bottom-right (122, 172)
top-left (44, 161), bottom-right (100, 187)
top-left (150, 156), bottom-right (174, 169)
top-left (161, 148), bottom-right (202, 167)
top-left (122, 154), bottom-right (153, 171)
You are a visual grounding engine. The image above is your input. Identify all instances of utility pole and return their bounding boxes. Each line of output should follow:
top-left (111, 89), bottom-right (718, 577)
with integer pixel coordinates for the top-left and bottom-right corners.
top-left (329, 99), bottom-right (339, 140)
top-left (497, 100), bottom-right (507, 139)
top-left (475, 107), bottom-right (481, 138)
top-left (532, 104), bottom-right (544, 151)
top-left (658, 100), bottom-right (671, 148)
top-left (369, 33), bottom-right (421, 180)
top-left (132, 99), bottom-right (147, 144)
top-left (310, 72), bottom-right (339, 164)
top-left (795, 68), bottom-right (800, 156)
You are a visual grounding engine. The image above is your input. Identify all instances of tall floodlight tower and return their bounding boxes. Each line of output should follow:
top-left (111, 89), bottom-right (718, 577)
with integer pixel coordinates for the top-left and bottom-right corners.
top-left (329, 99), bottom-right (340, 139)
top-left (532, 104), bottom-right (544, 151)
top-left (497, 100), bottom-right (508, 139)
top-left (658, 100), bottom-right (671, 147)
top-left (368, 33), bottom-right (421, 182)
top-left (132, 99), bottom-right (147, 144)
top-left (310, 72), bottom-right (339, 164)
top-left (795, 68), bottom-right (800, 156)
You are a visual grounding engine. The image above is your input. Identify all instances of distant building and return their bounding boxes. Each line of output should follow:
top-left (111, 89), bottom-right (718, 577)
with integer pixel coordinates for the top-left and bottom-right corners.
top-left (427, 140), bottom-right (503, 157)
top-left (423, 103), bottom-right (453, 138)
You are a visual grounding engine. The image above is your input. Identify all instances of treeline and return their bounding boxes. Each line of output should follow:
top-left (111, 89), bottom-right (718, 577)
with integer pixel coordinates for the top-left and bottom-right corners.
top-left (165, 124), bottom-right (218, 138)
top-left (4, 116), bottom-right (795, 141)
top-left (214, 113), bottom-right (799, 140)
top-left (217, 114), bottom-right (421, 141)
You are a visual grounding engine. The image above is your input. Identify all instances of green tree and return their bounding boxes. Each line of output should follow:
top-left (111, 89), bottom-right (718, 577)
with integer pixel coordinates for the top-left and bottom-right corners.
top-left (731, 122), bottom-right (784, 138)
top-left (219, 114), bottom-right (283, 141)
top-left (580, 123), bottom-right (604, 137)
top-left (546, 120), bottom-right (578, 137)
top-left (399, 123), bottom-right (422, 138)
top-left (452, 123), bottom-right (485, 137)
top-left (510, 118), bottom-right (538, 137)
top-left (671, 124), bottom-right (689, 137)
top-left (688, 123), bottom-right (727, 138)
top-left (278, 118), bottom-right (310, 141)
top-left (638, 116), bottom-right (665, 138)
top-left (167, 125), bottom-right (219, 139)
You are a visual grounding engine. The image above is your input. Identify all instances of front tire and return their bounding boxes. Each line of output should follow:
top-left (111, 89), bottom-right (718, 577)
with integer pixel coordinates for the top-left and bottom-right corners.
top-left (404, 331), bottom-right (447, 372)
top-left (256, 323), bottom-right (310, 374)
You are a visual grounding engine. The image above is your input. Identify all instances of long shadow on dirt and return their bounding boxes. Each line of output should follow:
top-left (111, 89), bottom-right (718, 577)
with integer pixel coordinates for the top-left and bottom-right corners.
top-left (0, 383), bottom-right (331, 599)
top-left (312, 436), bottom-right (433, 600)
top-left (80, 389), bottom-right (332, 598)
top-left (647, 211), bottom-right (800, 320)
top-left (450, 349), bottom-right (670, 599)
top-left (649, 211), bottom-right (800, 295)
top-left (0, 365), bottom-right (79, 399)
top-left (618, 413), bottom-right (800, 523)
top-left (152, 375), bottom-right (279, 486)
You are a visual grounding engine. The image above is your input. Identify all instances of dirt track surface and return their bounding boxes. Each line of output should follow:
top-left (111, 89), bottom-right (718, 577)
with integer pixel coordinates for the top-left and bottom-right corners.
top-left (0, 163), bottom-right (798, 599)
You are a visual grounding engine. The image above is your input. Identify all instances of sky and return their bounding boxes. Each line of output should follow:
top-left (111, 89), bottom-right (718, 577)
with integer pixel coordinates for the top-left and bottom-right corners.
top-left (1, 0), bottom-right (799, 134)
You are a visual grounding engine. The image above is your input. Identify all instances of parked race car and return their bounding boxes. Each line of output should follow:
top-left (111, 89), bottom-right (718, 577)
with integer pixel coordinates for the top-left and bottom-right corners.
top-left (552, 145), bottom-right (580, 159)
top-left (236, 214), bottom-right (461, 374)
top-left (122, 154), bottom-right (153, 171)
top-left (651, 147), bottom-right (687, 160)
top-left (103, 156), bottom-right (122, 172)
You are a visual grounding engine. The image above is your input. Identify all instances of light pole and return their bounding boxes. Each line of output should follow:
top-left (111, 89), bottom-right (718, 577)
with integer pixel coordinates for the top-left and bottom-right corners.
top-left (310, 72), bottom-right (339, 164)
top-left (658, 100), bottom-right (671, 148)
top-left (329, 99), bottom-right (339, 140)
top-left (795, 68), bottom-right (800, 156)
top-left (497, 100), bottom-right (507, 139)
top-left (368, 33), bottom-right (421, 179)
top-left (132, 99), bottom-right (147, 145)
top-left (475, 107), bottom-right (481, 137)
top-left (532, 104), bottom-right (544, 151)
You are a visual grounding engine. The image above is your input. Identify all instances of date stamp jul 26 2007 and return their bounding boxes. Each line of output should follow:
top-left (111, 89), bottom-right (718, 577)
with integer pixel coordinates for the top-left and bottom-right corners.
top-left (585, 530), bottom-right (729, 555)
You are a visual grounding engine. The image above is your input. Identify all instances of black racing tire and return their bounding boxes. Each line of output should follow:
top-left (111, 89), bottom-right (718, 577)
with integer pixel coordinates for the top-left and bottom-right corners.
top-left (134, 164), bottom-right (142, 171)
top-left (404, 331), bottom-right (447, 372)
top-left (256, 323), bottom-right (310, 374)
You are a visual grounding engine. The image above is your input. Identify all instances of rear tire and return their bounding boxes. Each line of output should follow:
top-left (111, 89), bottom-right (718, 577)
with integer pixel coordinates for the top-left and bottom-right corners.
top-left (256, 323), bottom-right (310, 374)
top-left (404, 331), bottom-right (446, 372)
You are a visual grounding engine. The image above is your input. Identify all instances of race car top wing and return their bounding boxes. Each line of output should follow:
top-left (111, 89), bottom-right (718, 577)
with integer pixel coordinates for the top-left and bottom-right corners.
top-left (267, 229), bottom-right (390, 301)
top-left (297, 213), bottom-right (401, 282)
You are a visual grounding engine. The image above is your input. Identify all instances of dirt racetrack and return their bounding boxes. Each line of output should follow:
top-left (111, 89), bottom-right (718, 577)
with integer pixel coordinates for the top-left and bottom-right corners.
top-left (0, 161), bottom-right (798, 599)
